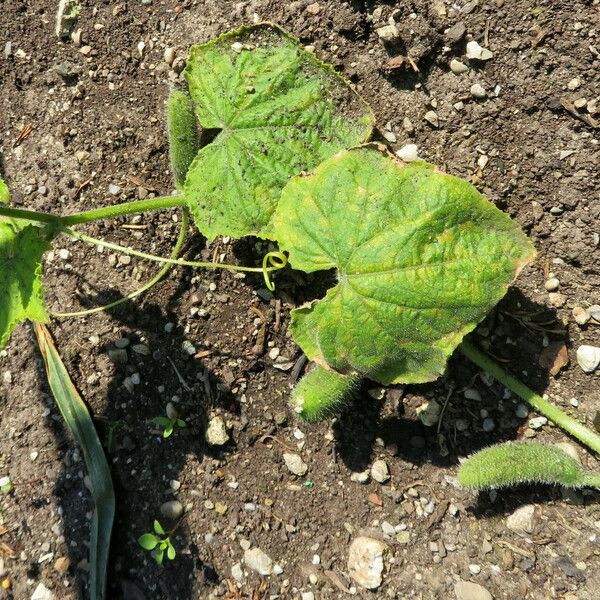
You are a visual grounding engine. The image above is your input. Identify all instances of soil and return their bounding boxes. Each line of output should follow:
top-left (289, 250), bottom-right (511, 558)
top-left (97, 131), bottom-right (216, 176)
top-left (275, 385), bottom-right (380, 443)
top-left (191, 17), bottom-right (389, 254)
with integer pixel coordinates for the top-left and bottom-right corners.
top-left (1, 1), bottom-right (599, 599)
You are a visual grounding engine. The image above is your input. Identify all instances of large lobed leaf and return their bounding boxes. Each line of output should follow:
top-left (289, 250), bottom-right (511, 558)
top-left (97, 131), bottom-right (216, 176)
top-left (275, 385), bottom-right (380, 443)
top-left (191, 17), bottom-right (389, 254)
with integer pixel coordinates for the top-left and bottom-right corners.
top-left (273, 145), bottom-right (536, 384)
top-left (0, 177), bottom-right (50, 351)
top-left (183, 23), bottom-right (374, 240)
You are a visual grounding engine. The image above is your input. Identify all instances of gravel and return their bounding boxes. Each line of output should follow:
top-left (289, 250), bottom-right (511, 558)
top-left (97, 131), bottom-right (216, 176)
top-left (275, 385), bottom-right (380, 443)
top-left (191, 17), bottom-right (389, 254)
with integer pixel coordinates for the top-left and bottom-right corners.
top-left (347, 536), bottom-right (388, 589)
top-left (244, 547), bottom-right (273, 576)
top-left (205, 416), bottom-right (230, 446)
top-left (371, 459), bottom-right (390, 483)
top-left (454, 580), bottom-right (493, 600)
top-left (160, 500), bottom-right (184, 521)
top-left (283, 452), bottom-right (308, 476)
top-left (506, 504), bottom-right (537, 535)
top-left (576, 345), bottom-right (600, 373)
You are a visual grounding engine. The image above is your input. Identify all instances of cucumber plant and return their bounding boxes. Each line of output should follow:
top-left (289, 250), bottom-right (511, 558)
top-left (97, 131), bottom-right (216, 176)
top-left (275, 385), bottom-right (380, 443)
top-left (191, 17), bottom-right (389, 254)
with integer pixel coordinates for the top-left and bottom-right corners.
top-left (1, 21), bottom-right (599, 511)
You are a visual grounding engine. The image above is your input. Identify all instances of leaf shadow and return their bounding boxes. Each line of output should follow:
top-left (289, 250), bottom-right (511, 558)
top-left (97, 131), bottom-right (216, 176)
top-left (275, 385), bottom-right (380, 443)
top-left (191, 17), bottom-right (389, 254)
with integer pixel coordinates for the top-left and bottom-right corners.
top-left (330, 286), bottom-right (578, 506)
top-left (37, 257), bottom-right (240, 599)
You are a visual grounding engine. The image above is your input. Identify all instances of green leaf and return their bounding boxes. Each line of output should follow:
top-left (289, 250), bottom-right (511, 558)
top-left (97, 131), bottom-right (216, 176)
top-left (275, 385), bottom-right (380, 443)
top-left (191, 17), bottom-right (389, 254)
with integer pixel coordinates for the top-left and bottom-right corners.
top-left (167, 542), bottom-right (176, 560)
top-left (0, 177), bottom-right (10, 203)
top-left (34, 324), bottom-right (115, 600)
top-left (1, 222), bottom-right (51, 351)
top-left (183, 23), bottom-right (374, 240)
top-left (151, 547), bottom-right (164, 566)
top-left (153, 520), bottom-right (166, 535)
top-left (458, 442), bottom-right (600, 490)
top-left (138, 533), bottom-right (160, 550)
top-left (273, 145), bottom-right (536, 384)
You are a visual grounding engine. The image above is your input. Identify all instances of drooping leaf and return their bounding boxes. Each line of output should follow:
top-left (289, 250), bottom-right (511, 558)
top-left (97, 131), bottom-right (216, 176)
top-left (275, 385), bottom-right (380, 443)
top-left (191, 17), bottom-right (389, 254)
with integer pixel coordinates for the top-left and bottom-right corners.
top-left (273, 145), bottom-right (536, 384)
top-left (183, 23), bottom-right (374, 240)
top-left (0, 222), bottom-right (51, 351)
top-left (34, 324), bottom-right (115, 600)
top-left (458, 442), bottom-right (600, 490)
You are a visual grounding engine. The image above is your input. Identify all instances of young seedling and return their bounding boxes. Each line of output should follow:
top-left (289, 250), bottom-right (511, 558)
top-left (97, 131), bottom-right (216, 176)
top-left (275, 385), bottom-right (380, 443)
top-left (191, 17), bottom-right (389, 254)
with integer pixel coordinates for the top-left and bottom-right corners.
top-left (138, 520), bottom-right (177, 565)
top-left (149, 416), bottom-right (187, 439)
top-left (458, 443), bottom-right (600, 490)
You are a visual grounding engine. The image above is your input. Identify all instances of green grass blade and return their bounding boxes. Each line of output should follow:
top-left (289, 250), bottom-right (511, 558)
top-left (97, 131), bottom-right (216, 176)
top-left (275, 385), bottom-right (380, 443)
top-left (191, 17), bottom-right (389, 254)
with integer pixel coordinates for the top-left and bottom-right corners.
top-left (34, 323), bottom-right (115, 600)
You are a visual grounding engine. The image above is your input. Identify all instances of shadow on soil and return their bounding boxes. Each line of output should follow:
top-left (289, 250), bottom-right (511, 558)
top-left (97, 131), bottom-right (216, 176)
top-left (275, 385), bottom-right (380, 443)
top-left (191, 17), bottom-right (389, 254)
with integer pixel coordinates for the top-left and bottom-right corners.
top-left (38, 249), bottom-right (573, 599)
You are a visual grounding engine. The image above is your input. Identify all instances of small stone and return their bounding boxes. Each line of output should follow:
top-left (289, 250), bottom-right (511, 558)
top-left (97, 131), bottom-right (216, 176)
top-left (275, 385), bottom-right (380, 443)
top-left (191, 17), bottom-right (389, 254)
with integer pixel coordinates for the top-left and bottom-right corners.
top-left (371, 459), bottom-right (390, 483)
top-left (515, 404), bottom-right (529, 419)
top-left (160, 500), bottom-right (183, 520)
top-left (244, 547), bottom-right (273, 576)
top-left (114, 338), bottom-right (130, 349)
top-left (445, 21), bottom-right (466, 43)
top-left (132, 343), bottom-right (150, 355)
top-left (529, 416), bottom-right (548, 430)
top-left (576, 345), bottom-right (600, 373)
top-left (482, 418), bottom-right (495, 432)
top-left (301, 593), bottom-right (315, 600)
top-left (454, 580), bottom-right (493, 600)
top-left (350, 470), bottom-right (370, 484)
top-left (383, 130), bottom-right (397, 143)
top-left (424, 111), bottom-right (439, 127)
top-left (347, 536), bottom-right (388, 590)
top-left (470, 83), bottom-right (486, 99)
top-left (463, 388), bottom-right (481, 402)
top-left (572, 307), bottom-right (591, 325)
top-left (506, 504), bottom-right (536, 535)
top-left (306, 2), bottom-right (320, 15)
top-left (416, 400), bottom-right (441, 426)
top-left (396, 144), bottom-right (418, 162)
top-left (164, 47), bottom-right (176, 66)
top-left (548, 293), bottom-right (566, 308)
top-left (450, 58), bottom-right (469, 74)
top-left (107, 183), bottom-right (120, 196)
top-left (205, 416), bottom-right (229, 446)
top-left (376, 24), bottom-right (399, 42)
top-left (283, 453), bottom-right (308, 476)
top-left (567, 78), bottom-right (581, 91)
top-left (31, 583), bottom-right (55, 600)
top-left (231, 42), bottom-right (243, 53)
top-left (465, 41), bottom-right (493, 61)
top-left (231, 562), bottom-right (244, 582)
top-left (469, 564), bottom-right (481, 575)
top-left (544, 277), bottom-right (560, 292)
top-left (54, 556), bottom-right (70, 573)
top-left (589, 305), bottom-right (600, 323)
top-left (402, 117), bottom-right (414, 133)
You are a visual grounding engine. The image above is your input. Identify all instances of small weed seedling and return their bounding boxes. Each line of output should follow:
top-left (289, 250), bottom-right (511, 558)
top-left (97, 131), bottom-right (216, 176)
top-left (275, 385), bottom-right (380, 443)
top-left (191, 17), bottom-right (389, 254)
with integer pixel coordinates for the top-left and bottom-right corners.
top-left (150, 416), bottom-right (187, 439)
top-left (0, 29), bottom-right (599, 597)
top-left (138, 520), bottom-right (177, 565)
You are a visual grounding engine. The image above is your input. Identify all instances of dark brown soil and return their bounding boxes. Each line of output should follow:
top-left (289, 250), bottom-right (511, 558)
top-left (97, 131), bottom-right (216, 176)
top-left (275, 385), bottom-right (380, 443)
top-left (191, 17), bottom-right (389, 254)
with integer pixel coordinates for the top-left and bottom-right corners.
top-left (1, 1), bottom-right (599, 599)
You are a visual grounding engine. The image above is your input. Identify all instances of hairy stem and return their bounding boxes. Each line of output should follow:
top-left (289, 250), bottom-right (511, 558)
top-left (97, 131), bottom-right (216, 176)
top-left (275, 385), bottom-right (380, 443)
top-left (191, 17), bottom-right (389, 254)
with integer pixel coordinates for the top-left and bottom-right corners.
top-left (460, 340), bottom-right (600, 455)
top-left (60, 195), bottom-right (187, 225)
top-left (53, 209), bottom-right (190, 318)
top-left (0, 195), bottom-right (187, 227)
top-left (0, 205), bottom-right (61, 225)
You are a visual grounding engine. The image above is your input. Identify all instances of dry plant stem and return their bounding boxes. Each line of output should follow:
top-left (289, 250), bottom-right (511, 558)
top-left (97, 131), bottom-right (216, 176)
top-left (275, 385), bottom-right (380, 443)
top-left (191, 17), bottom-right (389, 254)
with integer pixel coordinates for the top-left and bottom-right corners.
top-left (460, 340), bottom-right (600, 454)
top-left (53, 209), bottom-right (190, 318)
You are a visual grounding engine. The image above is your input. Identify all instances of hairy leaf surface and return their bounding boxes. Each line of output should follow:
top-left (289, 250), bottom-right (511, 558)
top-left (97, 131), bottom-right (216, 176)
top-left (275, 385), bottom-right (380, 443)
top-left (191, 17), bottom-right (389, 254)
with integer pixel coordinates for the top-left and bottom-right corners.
top-left (273, 146), bottom-right (536, 384)
top-left (0, 182), bottom-right (50, 350)
top-left (183, 23), bottom-right (374, 239)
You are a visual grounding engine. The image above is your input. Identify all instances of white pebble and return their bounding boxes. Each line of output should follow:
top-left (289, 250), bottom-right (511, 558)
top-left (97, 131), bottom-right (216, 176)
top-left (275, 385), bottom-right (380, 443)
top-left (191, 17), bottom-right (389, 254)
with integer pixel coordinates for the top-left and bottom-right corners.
top-left (396, 144), bottom-right (419, 162)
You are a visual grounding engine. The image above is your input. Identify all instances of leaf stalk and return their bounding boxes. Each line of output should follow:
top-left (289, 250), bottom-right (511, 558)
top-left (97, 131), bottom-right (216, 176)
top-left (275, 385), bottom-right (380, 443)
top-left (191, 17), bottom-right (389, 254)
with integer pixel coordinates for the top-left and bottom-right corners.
top-left (460, 340), bottom-right (600, 455)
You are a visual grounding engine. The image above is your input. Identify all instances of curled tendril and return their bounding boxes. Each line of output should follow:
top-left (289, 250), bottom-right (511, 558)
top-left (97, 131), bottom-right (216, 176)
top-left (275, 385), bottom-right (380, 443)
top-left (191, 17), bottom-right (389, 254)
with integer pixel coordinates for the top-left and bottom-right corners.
top-left (262, 251), bottom-right (288, 291)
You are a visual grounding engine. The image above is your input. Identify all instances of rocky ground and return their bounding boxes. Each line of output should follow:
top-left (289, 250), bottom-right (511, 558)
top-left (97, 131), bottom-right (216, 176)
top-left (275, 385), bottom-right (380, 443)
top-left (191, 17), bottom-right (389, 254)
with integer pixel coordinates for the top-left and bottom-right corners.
top-left (0, 1), bottom-right (599, 599)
